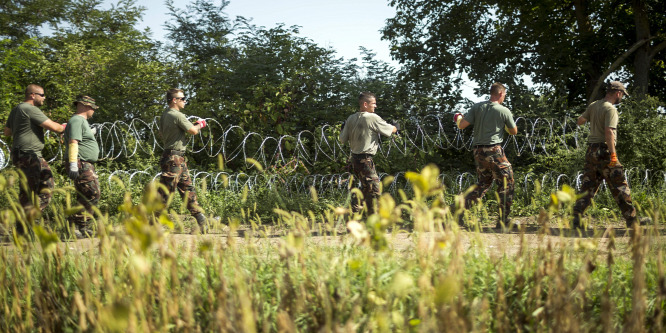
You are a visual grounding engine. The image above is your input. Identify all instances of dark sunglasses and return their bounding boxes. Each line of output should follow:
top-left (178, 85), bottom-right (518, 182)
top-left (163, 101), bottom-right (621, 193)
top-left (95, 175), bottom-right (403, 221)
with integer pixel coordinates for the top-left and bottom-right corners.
top-left (32, 92), bottom-right (45, 97)
top-left (175, 97), bottom-right (187, 102)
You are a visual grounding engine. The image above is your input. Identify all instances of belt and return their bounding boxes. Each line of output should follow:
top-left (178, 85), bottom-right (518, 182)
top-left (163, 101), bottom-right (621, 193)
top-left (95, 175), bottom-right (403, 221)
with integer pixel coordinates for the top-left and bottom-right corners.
top-left (589, 143), bottom-right (608, 147)
top-left (12, 149), bottom-right (37, 158)
top-left (473, 144), bottom-right (499, 148)
top-left (352, 153), bottom-right (373, 159)
top-left (163, 149), bottom-right (185, 156)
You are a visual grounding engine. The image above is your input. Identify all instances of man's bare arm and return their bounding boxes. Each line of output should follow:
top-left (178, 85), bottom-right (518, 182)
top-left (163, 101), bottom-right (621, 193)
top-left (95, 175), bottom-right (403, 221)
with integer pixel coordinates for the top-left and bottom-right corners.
top-left (577, 116), bottom-right (588, 126)
top-left (40, 119), bottom-right (65, 133)
top-left (605, 127), bottom-right (616, 154)
top-left (187, 124), bottom-right (201, 135)
top-left (3, 127), bottom-right (11, 136)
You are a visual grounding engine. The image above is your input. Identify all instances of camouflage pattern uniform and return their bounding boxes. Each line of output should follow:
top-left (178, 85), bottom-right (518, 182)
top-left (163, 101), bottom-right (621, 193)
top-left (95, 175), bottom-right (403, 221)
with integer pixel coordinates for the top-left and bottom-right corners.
top-left (573, 143), bottom-right (636, 224)
top-left (464, 145), bottom-right (514, 221)
top-left (11, 150), bottom-right (54, 214)
top-left (158, 150), bottom-right (202, 216)
top-left (70, 160), bottom-right (101, 228)
top-left (349, 153), bottom-right (381, 213)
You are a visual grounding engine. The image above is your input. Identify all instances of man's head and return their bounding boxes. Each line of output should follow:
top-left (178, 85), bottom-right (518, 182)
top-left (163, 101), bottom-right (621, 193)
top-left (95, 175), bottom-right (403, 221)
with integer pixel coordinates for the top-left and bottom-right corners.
top-left (490, 82), bottom-right (507, 104)
top-left (606, 81), bottom-right (628, 104)
top-left (167, 88), bottom-right (186, 110)
top-left (358, 91), bottom-right (377, 113)
top-left (74, 95), bottom-right (99, 118)
top-left (24, 84), bottom-right (45, 106)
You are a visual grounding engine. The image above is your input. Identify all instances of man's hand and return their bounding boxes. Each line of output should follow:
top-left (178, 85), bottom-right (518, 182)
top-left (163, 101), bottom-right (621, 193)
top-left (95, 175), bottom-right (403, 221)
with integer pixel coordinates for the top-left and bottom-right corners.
top-left (453, 113), bottom-right (463, 127)
top-left (61, 123), bottom-right (67, 133)
top-left (91, 127), bottom-right (97, 135)
top-left (196, 119), bottom-right (207, 128)
top-left (68, 162), bottom-right (79, 180)
top-left (608, 153), bottom-right (622, 168)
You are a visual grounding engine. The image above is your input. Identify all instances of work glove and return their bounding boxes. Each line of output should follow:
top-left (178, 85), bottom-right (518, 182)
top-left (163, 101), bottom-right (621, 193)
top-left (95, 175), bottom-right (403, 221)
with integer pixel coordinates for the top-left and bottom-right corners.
top-left (196, 119), bottom-right (207, 128)
top-left (453, 113), bottom-right (463, 127)
top-left (391, 120), bottom-right (401, 131)
top-left (91, 127), bottom-right (97, 135)
top-left (68, 162), bottom-right (79, 180)
top-left (608, 153), bottom-right (622, 168)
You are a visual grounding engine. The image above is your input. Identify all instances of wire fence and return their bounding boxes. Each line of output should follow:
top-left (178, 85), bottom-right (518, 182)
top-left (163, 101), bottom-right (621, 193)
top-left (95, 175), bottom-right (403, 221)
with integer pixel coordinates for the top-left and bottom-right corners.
top-left (0, 115), bottom-right (586, 171)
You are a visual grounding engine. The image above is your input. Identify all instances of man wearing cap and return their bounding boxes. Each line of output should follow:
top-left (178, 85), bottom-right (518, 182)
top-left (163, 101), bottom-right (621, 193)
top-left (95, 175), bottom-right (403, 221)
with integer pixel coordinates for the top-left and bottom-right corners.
top-left (4, 84), bottom-right (65, 235)
top-left (572, 81), bottom-right (638, 229)
top-left (64, 95), bottom-right (101, 238)
top-left (158, 88), bottom-right (208, 233)
top-left (339, 91), bottom-right (397, 214)
top-left (454, 82), bottom-right (518, 229)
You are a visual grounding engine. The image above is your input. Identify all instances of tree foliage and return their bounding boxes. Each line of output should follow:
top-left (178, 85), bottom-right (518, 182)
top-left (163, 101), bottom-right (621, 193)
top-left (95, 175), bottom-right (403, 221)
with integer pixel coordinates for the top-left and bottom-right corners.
top-left (383, 0), bottom-right (666, 107)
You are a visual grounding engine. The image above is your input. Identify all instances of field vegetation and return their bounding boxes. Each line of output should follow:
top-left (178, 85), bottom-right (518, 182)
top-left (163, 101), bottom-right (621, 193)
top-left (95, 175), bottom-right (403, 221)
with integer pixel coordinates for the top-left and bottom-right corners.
top-left (1, 0), bottom-right (666, 331)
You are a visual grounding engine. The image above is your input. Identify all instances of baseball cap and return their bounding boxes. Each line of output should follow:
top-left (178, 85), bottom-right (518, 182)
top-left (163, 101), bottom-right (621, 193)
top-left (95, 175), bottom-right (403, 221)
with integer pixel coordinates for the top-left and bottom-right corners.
top-left (609, 81), bottom-right (629, 96)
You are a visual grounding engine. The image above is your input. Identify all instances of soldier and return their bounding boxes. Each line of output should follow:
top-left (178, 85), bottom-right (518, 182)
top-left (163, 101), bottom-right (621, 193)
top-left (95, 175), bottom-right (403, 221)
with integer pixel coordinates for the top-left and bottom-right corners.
top-left (3, 84), bottom-right (65, 235)
top-left (455, 82), bottom-right (518, 229)
top-left (339, 92), bottom-right (397, 214)
top-left (64, 95), bottom-right (101, 238)
top-left (572, 81), bottom-right (639, 229)
top-left (158, 88), bottom-right (208, 233)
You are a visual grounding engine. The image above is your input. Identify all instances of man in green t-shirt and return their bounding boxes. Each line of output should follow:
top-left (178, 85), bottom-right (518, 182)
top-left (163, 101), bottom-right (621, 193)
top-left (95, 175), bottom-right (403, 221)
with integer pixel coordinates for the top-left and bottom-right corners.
top-left (572, 81), bottom-right (638, 229)
top-left (64, 95), bottom-right (101, 238)
top-left (3, 84), bottom-right (65, 236)
top-left (339, 92), bottom-right (397, 214)
top-left (455, 82), bottom-right (518, 229)
top-left (157, 88), bottom-right (208, 233)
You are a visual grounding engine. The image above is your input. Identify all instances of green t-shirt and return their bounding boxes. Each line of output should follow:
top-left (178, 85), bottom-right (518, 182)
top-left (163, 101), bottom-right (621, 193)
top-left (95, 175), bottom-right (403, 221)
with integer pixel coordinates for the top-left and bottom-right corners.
top-left (580, 100), bottom-right (618, 145)
top-left (339, 111), bottom-right (394, 155)
top-left (464, 101), bottom-right (516, 146)
top-left (5, 102), bottom-right (49, 157)
top-left (160, 108), bottom-right (194, 151)
top-left (64, 115), bottom-right (99, 162)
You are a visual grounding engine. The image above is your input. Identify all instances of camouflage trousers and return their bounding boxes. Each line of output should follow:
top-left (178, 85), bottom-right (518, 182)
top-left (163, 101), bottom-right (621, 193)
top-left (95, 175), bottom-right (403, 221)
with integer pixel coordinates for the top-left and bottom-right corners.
top-left (573, 143), bottom-right (636, 223)
top-left (158, 152), bottom-right (202, 216)
top-left (349, 154), bottom-right (381, 214)
top-left (464, 145), bottom-right (514, 220)
top-left (69, 161), bottom-right (101, 227)
top-left (11, 151), bottom-right (54, 214)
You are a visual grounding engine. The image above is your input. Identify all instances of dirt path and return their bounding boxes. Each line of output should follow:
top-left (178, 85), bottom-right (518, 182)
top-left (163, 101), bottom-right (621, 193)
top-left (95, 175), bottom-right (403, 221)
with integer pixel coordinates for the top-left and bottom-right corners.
top-left (3, 216), bottom-right (664, 259)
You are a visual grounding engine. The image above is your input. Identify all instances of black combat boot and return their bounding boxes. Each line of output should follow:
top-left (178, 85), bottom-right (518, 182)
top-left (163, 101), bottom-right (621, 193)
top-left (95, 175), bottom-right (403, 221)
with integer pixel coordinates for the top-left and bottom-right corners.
top-left (193, 213), bottom-right (208, 235)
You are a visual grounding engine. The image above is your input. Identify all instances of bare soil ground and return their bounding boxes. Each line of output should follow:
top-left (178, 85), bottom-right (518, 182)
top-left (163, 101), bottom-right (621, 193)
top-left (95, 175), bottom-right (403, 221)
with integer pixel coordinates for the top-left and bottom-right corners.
top-left (3, 215), bottom-right (663, 259)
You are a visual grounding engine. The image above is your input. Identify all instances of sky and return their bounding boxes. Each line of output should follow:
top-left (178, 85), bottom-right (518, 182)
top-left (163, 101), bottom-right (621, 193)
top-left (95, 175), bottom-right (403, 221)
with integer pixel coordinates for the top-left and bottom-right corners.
top-left (129, 0), bottom-right (398, 65)
top-left (110, 0), bottom-right (479, 100)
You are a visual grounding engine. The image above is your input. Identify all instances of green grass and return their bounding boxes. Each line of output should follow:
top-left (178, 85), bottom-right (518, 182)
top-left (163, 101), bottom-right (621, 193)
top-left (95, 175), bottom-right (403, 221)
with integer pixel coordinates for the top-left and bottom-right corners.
top-left (0, 164), bottom-right (665, 331)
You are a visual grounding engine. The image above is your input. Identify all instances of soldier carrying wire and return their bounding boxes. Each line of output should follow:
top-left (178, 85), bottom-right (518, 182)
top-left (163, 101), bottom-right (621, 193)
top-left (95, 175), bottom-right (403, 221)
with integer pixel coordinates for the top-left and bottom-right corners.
top-left (339, 92), bottom-right (397, 214)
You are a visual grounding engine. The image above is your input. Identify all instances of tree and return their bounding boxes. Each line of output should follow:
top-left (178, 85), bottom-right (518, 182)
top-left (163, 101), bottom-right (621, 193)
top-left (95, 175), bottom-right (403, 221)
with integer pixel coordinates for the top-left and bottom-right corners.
top-left (382, 0), bottom-right (666, 106)
top-left (39, 0), bottom-right (174, 123)
top-left (0, 0), bottom-right (71, 42)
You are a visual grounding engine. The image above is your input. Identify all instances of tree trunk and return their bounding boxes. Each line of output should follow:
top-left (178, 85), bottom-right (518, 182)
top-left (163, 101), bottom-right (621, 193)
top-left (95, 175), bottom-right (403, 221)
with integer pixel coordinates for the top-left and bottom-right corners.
top-left (573, 0), bottom-right (602, 102)
top-left (633, 0), bottom-right (651, 98)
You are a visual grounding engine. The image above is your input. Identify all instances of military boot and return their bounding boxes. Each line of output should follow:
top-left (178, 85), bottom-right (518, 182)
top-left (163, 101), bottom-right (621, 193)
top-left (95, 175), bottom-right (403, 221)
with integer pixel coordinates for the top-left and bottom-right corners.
top-left (572, 213), bottom-right (583, 230)
top-left (192, 213), bottom-right (208, 235)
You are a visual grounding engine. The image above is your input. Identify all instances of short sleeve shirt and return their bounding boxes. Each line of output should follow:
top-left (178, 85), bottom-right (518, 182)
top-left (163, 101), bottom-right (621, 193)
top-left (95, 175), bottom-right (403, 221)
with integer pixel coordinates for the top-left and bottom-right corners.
top-left (339, 112), bottom-right (394, 155)
top-left (580, 100), bottom-right (618, 144)
top-left (160, 108), bottom-right (194, 151)
top-left (464, 101), bottom-right (516, 146)
top-left (64, 115), bottom-right (99, 162)
top-left (5, 102), bottom-right (49, 157)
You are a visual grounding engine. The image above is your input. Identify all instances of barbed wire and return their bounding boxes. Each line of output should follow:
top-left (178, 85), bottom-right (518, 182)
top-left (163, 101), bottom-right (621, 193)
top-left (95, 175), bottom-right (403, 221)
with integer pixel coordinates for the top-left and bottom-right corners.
top-left (100, 168), bottom-right (666, 198)
top-left (0, 115), bottom-right (586, 171)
